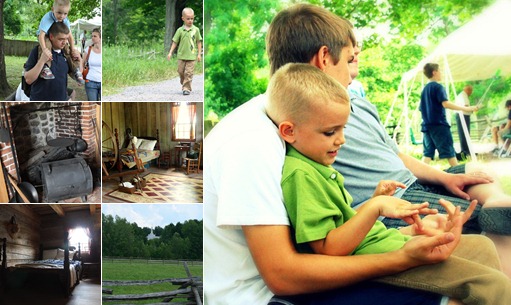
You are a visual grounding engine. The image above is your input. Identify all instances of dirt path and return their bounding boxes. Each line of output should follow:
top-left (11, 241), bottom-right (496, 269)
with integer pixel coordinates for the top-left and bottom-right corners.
top-left (103, 74), bottom-right (204, 101)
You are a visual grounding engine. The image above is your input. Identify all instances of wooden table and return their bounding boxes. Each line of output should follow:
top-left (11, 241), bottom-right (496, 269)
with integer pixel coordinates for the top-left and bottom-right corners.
top-left (172, 145), bottom-right (189, 167)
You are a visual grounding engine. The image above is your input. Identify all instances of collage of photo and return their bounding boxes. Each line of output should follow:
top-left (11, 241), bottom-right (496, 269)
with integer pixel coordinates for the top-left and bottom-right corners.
top-left (2, 0), bottom-right (511, 305)
top-left (1, 0), bottom-right (204, 304)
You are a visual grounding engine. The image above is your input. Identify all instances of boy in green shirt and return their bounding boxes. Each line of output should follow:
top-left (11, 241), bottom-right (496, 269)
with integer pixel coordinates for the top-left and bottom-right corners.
top-left (265, 62), bottom-right (511, 305)
top-left (167, 7), bottom-right (202, 95)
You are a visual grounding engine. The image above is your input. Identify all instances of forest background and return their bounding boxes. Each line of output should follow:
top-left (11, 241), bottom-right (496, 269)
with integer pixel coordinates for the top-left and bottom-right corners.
top-left (102, 213), bottom-right (203, 260)
top-left (205, 0), bottom-right (511, 131)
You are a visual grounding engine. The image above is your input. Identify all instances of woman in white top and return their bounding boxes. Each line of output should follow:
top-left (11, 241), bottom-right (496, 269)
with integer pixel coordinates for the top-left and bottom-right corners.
top-left (82, 28), bottom-right (102, 101)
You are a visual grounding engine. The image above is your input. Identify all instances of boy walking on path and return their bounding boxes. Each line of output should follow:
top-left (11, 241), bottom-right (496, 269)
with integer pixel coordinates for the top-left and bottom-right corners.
top-left (266, 62), bottom-right (511, 305)
top-left (167, 7), bottom-right (202, 96)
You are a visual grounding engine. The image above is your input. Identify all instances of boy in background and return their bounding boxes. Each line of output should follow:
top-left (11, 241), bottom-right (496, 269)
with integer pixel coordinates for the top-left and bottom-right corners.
top-left (266, 62), bottom-right (511, 305)
top-left (167, 7), bottom-right (202, 95)
top-left (420, 63), bottom-right (478, 166)
top-left (37, 0), bottom-right (84, 85)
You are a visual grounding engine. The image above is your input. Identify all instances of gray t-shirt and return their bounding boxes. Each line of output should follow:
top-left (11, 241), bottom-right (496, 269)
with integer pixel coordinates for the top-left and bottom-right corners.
top-left (334, 95), bottom-right (417, 207)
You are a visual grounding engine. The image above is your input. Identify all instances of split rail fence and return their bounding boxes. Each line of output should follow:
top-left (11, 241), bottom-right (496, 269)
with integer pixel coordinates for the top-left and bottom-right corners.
top-left (102, 261), bottom-right (203, 305)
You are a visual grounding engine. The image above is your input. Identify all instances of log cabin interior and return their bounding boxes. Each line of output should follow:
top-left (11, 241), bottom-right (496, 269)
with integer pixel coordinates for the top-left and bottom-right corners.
top-left (0, 204), bottom-right (101, 305)
top-left (0, 102), bottom-right (101, 203)
top-left (102, 102), bottom-right (204, 203)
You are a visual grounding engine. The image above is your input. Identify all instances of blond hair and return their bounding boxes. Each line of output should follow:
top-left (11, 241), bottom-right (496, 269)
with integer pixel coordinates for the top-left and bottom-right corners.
top-left (182, 7), bottom-right (194, 16)
top-left (54, 0), bottom-right (70, 7)
top-left (266, 63), bottom-right (350, 125)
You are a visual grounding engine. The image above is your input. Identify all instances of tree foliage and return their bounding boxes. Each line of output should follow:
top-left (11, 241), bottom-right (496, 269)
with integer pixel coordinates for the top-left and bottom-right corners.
top-left (204, 0), bottom-right (279, 118)
top-left (102, 0), bottom-right (203, 47)
top-left (102, 214), bottom-right (203, 260)
top-left (205, 0), bottom-right (504, 121)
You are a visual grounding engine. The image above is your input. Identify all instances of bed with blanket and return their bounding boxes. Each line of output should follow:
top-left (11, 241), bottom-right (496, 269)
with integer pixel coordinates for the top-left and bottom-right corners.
top-left (119, 129), bottom-right (161, 169)
top-left (3, 238), bottom-right (81, 296)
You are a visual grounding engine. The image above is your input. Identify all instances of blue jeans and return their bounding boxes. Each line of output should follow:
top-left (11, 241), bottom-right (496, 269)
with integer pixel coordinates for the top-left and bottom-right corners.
top-left (85, 80), bottom-right (101, 101)
top-left (269, 281), bottom-right (443, 305)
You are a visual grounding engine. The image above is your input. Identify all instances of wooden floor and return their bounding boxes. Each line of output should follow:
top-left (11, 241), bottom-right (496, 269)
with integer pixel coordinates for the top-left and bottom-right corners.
top-left (0, 277), bottom-right (101, 305)
top-left (102, 165), bottom-right (203, 203)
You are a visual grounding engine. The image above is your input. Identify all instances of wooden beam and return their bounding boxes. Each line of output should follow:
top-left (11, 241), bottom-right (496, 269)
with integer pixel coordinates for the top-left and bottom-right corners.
top-left (90, 204), bottom-right (96, 215)
top-left (49, 204), bottom-right (65, 217)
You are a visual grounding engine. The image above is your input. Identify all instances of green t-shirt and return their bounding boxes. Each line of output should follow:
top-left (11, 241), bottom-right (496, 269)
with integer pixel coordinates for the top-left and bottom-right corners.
top-left (282, 146), bottom-right (410, 255)
top-left (172, 25), bottom-right (202, 60)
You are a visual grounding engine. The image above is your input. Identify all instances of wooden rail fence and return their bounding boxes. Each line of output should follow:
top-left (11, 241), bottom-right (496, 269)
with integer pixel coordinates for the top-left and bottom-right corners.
top-left (102, 261), bottom-right (203, 305)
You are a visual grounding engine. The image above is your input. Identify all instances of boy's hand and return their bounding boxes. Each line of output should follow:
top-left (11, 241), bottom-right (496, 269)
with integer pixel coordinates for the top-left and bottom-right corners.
top-left (373, 180), bottom-right (406, 197)
top-left (400, 202), bottom-right (463, 265)
top-left (376, 197), bottom-right (438, 230)
top-left (197, 54), bottom-right (202, 62)
top-left (411, 199), bottom-right (477, 236)
top-left (167, 53), bottom-right (173, 61)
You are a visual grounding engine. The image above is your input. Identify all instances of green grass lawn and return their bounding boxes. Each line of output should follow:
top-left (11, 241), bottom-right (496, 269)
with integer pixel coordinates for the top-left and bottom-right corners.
top-left (102, 44), bottom-right (203, 96)
top-left (102, 261), bottom-right (203, 305)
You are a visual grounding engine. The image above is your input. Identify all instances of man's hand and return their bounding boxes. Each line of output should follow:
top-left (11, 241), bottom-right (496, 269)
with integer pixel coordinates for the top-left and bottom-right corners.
top-left (400, 203), bottom-right (463, 265)
top-left (411, 198), bottom-right (477, 236)
top-left (373, 180), bottom-right (406, 197)
top-left (71, 48), bottom-right (81, 61)
top-left (442, 172), bottom-right (493, 200)
top-left (42, 48), bottom-right (53, 62)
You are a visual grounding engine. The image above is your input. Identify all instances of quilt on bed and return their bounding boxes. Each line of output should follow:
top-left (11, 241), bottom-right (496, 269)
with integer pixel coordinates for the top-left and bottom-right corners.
top-left (14, 259), bottom-right (81, 288)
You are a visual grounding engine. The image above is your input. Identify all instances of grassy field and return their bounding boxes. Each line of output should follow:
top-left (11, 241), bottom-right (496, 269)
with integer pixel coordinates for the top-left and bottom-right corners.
top-left (2, 55), bottom-right (87, 101)
top-left (102, 260), bottom-right (203, 305)
top-left (102, 43), bottom-right (204, 96)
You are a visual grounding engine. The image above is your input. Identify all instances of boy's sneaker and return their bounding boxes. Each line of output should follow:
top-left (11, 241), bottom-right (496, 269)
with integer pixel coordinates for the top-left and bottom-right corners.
top-left (40, 65), bottom-right (55, 79)
top-left (74, 69), bottom-right (85, 85)
top-left (183, 90), bottom-right (190, 95)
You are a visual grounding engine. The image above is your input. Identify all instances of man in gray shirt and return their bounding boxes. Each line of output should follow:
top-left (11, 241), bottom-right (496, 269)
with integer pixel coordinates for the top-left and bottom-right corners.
top-left (336, 42), bottom-right (511, 277)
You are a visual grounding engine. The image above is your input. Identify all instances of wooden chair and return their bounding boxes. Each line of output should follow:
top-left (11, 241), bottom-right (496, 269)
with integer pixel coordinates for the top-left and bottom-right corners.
top-left (184, 141), bottom-right (202, 175)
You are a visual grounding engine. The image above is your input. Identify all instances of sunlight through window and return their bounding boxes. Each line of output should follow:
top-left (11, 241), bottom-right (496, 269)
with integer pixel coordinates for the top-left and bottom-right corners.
top-left (69, 227), bottom-right (90, 254)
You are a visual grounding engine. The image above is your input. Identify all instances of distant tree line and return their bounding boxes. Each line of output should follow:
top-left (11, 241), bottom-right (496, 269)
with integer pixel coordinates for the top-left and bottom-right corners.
top-left (102, 214), bottom-right (203, 260)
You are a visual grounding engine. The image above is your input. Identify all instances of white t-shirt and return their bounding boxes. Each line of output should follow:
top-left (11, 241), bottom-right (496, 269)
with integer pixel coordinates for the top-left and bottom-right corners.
top-left (455, 91), bottom-right (472, 116)
top-left (204, 94), bottom-right (289, 305)
top-left (84, 46), bottom-right (102, 83)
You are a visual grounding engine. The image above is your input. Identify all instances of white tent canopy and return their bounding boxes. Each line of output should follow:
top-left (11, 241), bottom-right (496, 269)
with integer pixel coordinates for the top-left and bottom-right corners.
top-left (387, 0), bottom-right (511, 159)
top-left (402, 0), bottom-right (511, 84)
top-left (70, 16), bottom-right (102, 33)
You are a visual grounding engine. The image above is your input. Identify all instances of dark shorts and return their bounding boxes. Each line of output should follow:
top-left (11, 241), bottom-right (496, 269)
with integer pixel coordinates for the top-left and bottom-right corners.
top-left (382, 164), bottom-right (482, 234)
top-left (269, 281), bottom-right (442, 305)
top-left (422, 125), bottom-right (456, 159)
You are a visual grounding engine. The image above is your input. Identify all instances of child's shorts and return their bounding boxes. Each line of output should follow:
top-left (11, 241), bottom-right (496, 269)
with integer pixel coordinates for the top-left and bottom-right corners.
top-left (422, 125), bottom-right (456, 159)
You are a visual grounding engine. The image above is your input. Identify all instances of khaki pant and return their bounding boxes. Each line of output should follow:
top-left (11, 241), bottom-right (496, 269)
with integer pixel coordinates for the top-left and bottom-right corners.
top-left (177, 59), bottom-right (196, 92)
top-left (376, 235), bottom-right (511, 305)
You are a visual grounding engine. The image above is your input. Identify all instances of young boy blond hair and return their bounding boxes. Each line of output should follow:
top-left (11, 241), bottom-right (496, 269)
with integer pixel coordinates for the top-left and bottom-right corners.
top-left (37, 0), bottom-right (84, 85)
top-left (266, 62), bottom-right (511, 305)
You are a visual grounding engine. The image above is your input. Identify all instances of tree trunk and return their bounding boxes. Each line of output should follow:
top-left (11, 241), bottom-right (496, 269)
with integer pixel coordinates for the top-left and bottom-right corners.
top-left (164, 0), bottom-right (178, 52)
top-left (112, 0), bottom-right (119, 45)
top-left (0, 0), bottom-right (13, 96)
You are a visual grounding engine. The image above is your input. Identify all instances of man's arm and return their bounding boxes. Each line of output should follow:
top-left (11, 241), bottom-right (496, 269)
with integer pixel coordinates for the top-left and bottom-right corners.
top-left (398, 152), bottom-right (492, 200)
top-left (25, 49), bottom-right (51, 85)
top-left (244, 223), bottom-right (460, 296)
top-left (442, 101), bottom-right (478, 112)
